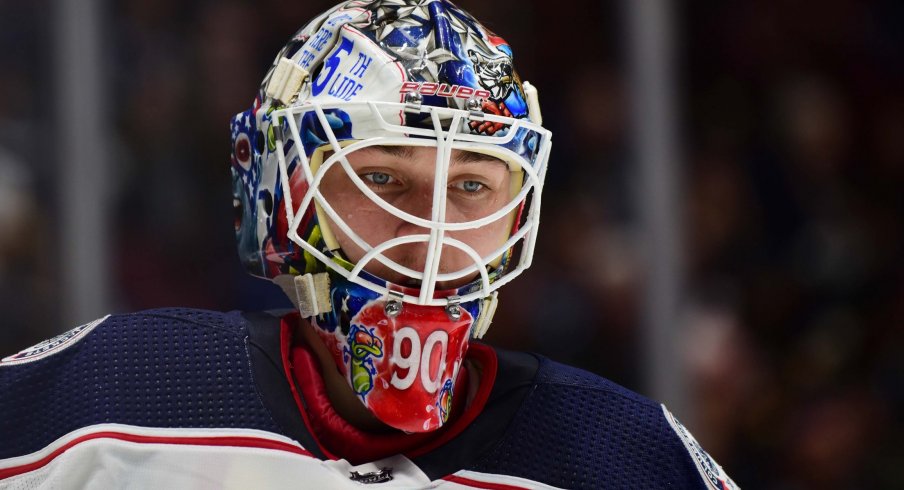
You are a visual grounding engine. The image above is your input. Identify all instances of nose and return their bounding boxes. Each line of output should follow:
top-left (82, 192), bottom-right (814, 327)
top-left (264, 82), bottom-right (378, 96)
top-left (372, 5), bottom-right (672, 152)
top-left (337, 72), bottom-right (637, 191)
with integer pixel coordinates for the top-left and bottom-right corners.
top-left (391, 181), bottom-right (435, 238)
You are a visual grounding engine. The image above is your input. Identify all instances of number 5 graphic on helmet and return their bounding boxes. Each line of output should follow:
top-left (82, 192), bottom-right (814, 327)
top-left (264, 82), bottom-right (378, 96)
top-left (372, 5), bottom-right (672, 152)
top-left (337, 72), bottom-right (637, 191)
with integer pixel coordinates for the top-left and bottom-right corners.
top-left (311, 36), bottom-right (354, 97)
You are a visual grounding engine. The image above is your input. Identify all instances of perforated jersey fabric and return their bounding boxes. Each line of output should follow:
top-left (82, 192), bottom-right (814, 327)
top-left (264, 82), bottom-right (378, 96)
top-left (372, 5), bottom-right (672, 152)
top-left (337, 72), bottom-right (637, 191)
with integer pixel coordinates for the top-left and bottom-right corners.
top-left (472, 359), bottom-right (708, 489)
top-left (0, 308), bottom-right (735, 489)
top-left (0, 308), bottom-right (282, 459)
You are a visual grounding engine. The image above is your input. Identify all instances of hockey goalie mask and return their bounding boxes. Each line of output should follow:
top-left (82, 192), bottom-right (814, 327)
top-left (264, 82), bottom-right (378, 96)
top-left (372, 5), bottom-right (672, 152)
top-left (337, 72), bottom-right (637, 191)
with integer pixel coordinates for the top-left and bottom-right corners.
top-left (230, 0), bottom-right (551, 432)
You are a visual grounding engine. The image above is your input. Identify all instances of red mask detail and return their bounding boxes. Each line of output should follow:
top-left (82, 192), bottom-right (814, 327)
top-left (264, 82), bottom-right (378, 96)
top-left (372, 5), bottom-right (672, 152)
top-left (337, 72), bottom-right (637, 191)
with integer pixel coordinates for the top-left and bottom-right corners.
top-left (313, 299), bottom-right (473, 432)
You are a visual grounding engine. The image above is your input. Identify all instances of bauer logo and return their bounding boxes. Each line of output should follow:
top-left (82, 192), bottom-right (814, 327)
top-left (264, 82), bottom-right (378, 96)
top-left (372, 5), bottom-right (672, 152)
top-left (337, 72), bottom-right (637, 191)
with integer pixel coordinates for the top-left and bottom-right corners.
top-left (0, 315), bottom-right (110, 366)
top-left (400, 82), bottom-right (491, 100)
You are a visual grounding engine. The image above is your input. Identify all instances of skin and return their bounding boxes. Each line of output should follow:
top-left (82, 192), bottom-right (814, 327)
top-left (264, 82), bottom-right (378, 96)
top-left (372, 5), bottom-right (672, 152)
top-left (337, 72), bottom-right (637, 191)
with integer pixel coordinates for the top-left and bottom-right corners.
top-left (318, 145), bottom-right (515, 289)
top-left (301, 145), bottom-right (516, 432)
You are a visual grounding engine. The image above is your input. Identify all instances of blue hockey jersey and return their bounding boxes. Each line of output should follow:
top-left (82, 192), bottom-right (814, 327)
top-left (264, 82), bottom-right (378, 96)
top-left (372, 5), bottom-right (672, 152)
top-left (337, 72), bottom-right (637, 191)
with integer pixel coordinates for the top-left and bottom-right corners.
top-left (0, 308), bottom-right (738, 489)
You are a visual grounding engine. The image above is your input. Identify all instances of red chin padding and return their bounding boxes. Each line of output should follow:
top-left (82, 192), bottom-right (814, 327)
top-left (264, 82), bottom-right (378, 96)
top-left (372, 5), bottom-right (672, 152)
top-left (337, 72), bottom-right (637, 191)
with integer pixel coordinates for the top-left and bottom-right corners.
top-left (313, 298), bottom-right (474, 433)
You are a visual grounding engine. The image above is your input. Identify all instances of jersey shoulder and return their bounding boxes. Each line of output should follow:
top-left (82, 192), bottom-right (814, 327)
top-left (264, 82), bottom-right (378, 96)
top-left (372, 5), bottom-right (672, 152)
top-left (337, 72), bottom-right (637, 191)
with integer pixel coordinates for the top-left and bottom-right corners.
top-left (1, 307), bottom-right (250, 369)
top-left (0, 308), bottom-right (282, 460)
top-left (474, 355), bottom-right (739, 490)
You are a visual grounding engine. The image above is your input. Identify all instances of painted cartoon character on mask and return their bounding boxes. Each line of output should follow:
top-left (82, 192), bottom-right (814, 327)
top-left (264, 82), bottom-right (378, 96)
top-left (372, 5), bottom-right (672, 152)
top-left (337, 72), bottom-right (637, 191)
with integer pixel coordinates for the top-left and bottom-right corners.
top-left (343, 324), bottom-right (385, 399)
top-left (468, 49), bottom-right (514, 101)
top-left (230, 107), bottom-right (266, 276)
top-left (437, 378), bottom-right (454, 423)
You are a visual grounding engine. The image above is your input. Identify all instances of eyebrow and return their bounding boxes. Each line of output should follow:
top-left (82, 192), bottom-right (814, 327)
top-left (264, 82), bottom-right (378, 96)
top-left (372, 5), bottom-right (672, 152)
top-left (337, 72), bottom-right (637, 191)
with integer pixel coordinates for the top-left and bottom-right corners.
top-left (373, 146), bottom-right (506, 165)
top-left (372, 145), bottom-right (414, 158)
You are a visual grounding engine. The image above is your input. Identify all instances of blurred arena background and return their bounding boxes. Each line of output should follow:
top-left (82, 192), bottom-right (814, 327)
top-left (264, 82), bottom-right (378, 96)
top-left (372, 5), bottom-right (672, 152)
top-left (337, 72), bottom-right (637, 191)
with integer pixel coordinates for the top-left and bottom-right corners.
top-left (1, 1), bottom-right (901, 487)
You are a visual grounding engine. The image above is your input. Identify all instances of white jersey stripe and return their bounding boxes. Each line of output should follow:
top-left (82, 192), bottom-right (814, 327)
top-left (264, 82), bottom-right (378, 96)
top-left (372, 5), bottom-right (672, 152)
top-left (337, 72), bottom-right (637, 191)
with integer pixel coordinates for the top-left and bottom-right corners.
top-left (0, 424), bottom-right (438, 489)
top-left (0, 424), bottom-right (311, 479)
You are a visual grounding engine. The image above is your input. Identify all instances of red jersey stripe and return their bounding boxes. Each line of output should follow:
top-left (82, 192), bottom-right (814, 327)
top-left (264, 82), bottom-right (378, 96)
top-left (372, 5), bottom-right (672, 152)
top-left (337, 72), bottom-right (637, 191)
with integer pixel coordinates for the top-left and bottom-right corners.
top-left (0, 431), bottom-right (312, 480)
top-left (443, 474), bottom-right (533, 490)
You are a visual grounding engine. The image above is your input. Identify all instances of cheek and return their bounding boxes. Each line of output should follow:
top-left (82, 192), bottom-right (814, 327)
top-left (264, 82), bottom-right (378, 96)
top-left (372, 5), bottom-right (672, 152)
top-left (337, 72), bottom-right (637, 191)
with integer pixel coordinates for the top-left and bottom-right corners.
top-left (449, 216), bottom-right (512, 256)
top-left (326, 196), bottom-right (399, 253)
top-left (329, 192), bottom-right (377, 223)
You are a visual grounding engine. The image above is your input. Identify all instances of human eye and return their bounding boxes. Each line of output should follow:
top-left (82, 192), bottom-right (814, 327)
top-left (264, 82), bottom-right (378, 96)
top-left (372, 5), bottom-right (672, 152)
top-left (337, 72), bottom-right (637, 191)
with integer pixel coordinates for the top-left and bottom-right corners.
top-left (361, 171), bottom-right (396, 187)
top-left (452, 180), bottom-right (486, 193)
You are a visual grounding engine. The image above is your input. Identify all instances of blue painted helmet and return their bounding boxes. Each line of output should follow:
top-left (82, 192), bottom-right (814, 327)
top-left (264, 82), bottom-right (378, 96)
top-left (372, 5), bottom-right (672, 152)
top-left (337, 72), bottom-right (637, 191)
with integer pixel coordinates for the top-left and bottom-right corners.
top-left (230, 0), bottom-right (551, 308)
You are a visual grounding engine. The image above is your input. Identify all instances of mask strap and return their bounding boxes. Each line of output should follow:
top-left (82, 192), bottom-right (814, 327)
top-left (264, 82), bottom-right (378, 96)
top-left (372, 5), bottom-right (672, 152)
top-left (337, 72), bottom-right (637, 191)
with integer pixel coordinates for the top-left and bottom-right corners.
top-left (470, 291), bottom-right (498, 339)
top-left (274, 273), bottom-right (332, 318)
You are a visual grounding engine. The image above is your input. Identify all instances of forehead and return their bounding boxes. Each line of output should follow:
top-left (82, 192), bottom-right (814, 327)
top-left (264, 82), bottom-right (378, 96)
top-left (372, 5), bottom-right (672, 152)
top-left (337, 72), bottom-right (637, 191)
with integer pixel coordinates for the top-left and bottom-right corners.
top-left (362, 145), bottom-right (507, 167)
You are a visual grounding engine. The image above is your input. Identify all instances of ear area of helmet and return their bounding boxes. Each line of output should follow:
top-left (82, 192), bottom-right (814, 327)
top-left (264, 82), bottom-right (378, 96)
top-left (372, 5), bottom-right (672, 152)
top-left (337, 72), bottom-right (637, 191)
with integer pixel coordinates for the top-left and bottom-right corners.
top-left (521, 81), bottom-right (543, 125)
top-left (266, 57), bottom-right (310, 105)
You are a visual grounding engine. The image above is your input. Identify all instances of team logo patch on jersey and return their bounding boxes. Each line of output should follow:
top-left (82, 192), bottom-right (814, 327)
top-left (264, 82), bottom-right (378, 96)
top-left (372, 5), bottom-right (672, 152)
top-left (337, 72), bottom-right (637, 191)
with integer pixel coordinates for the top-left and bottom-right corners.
top-left (662, 406), bottom-right (740, 490)
top-left (1, 315), bottom-right (110, 366)
top-left (349, 467), bottom-right (393, 484)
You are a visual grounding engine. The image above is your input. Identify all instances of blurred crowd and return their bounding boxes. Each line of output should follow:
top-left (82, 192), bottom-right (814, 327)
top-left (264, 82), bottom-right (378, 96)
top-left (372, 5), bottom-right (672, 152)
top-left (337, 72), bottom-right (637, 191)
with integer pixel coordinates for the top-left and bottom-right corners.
top-left (0, 0), bottom-right (901, 488)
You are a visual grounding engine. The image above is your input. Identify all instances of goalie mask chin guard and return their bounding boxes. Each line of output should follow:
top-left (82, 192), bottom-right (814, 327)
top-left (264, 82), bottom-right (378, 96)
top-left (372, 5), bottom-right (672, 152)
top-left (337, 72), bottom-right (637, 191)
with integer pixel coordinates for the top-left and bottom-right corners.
top-left (230, 0), bottom-right (551, 432)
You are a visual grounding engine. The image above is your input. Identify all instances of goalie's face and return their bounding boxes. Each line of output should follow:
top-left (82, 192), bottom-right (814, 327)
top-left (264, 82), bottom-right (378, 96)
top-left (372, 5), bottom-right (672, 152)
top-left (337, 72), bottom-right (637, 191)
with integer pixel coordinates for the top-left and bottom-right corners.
top-left (319, 145), bottom-right (517, 291)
